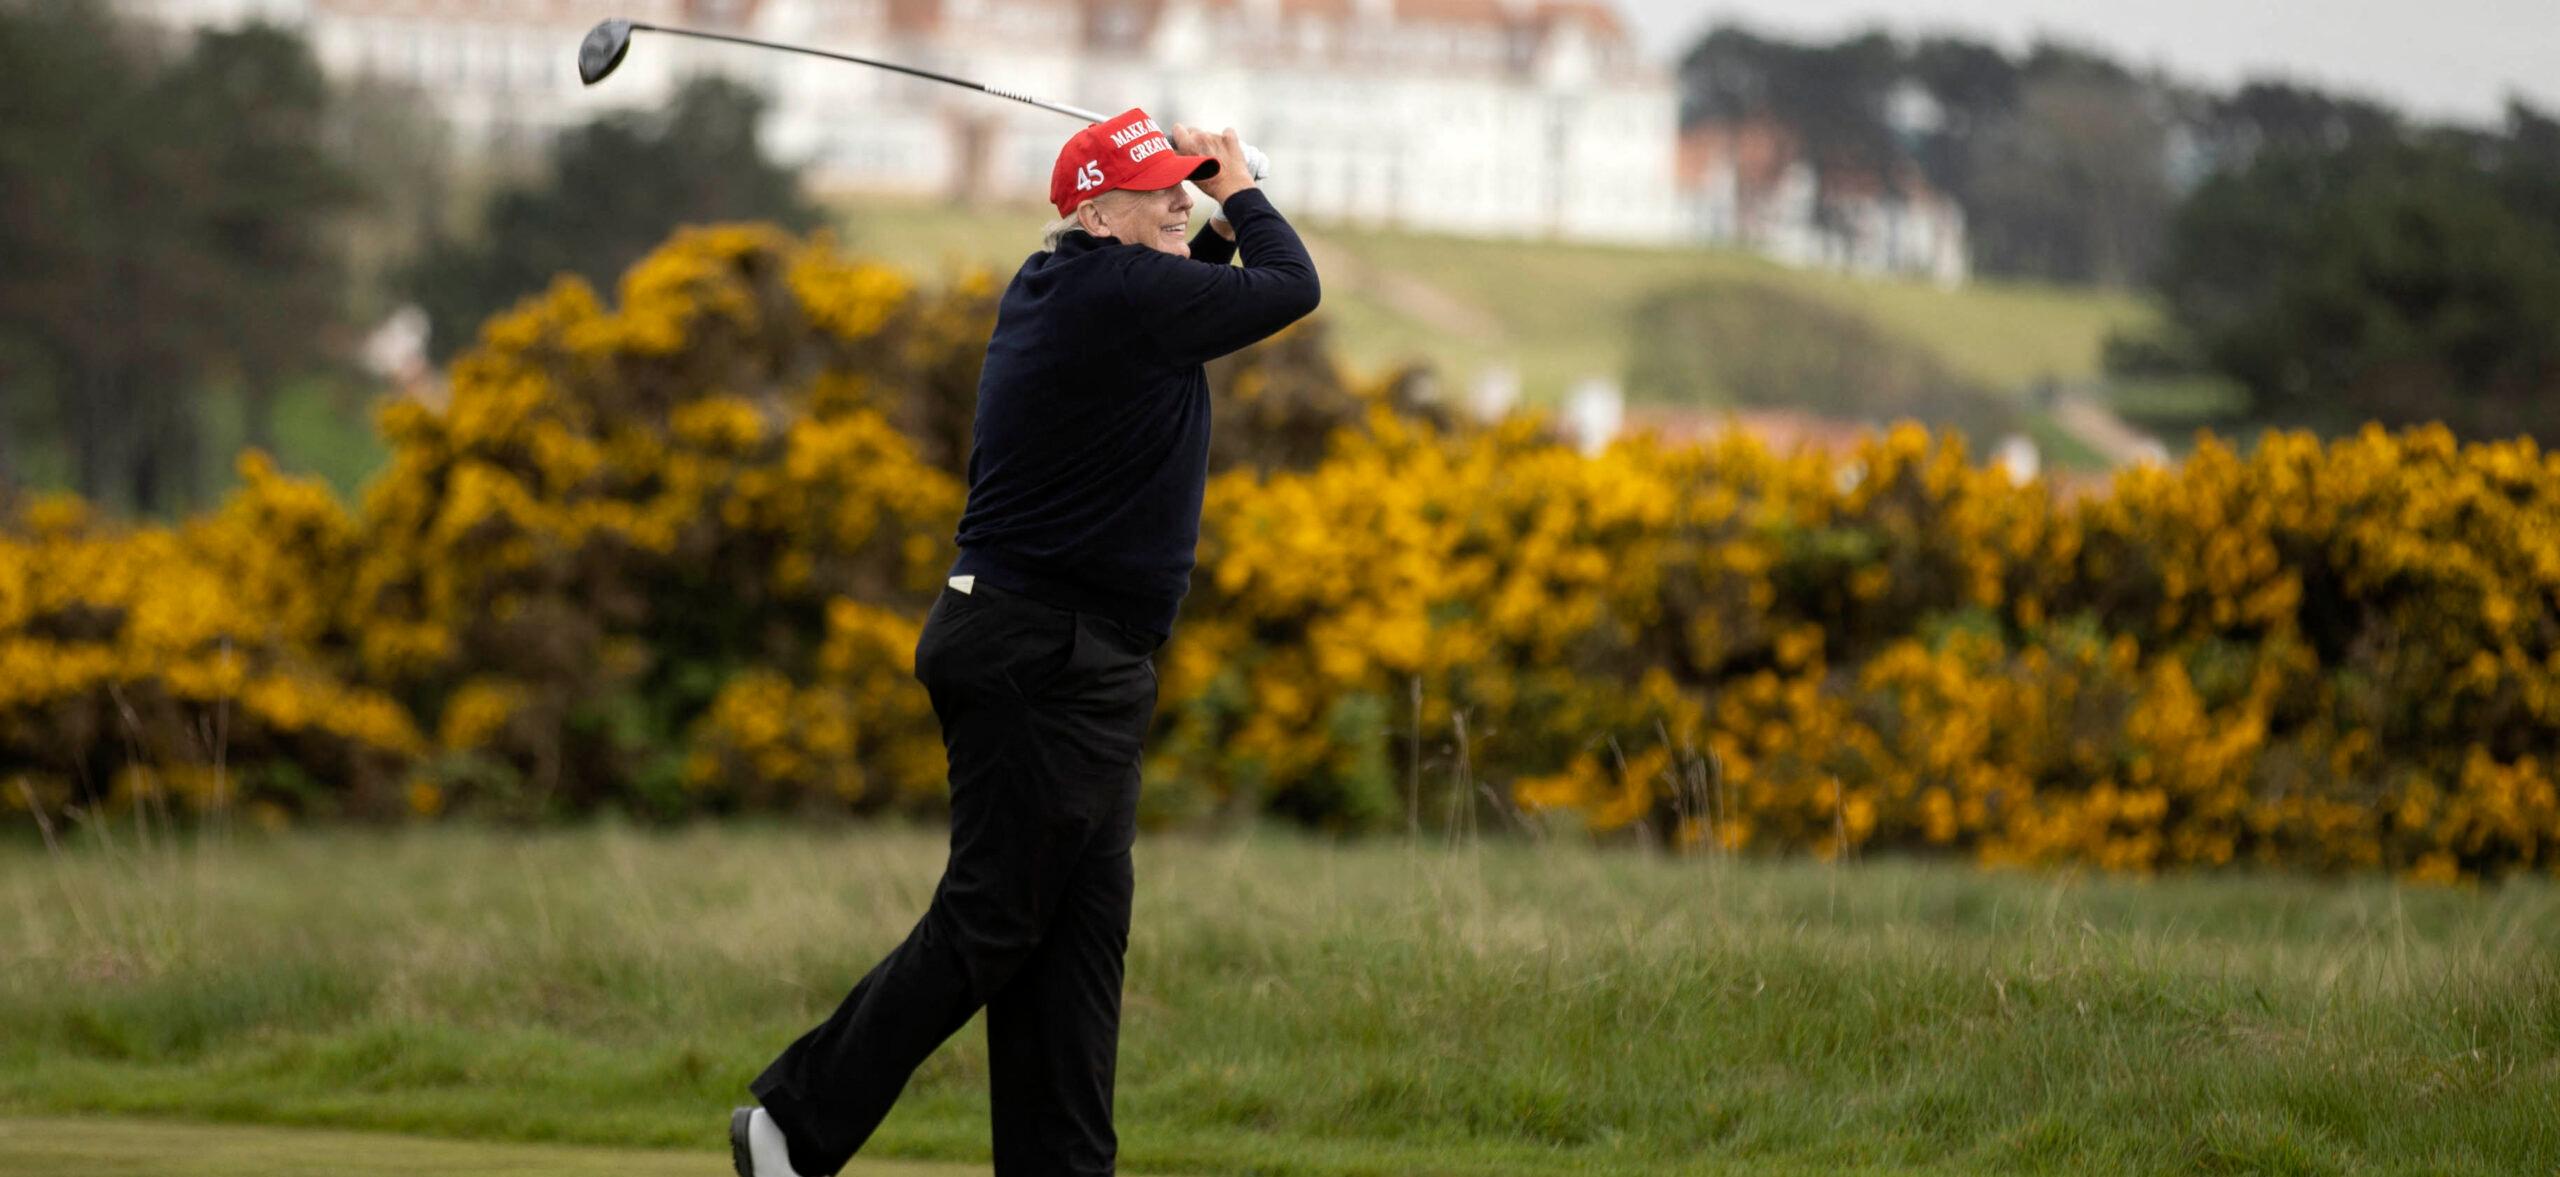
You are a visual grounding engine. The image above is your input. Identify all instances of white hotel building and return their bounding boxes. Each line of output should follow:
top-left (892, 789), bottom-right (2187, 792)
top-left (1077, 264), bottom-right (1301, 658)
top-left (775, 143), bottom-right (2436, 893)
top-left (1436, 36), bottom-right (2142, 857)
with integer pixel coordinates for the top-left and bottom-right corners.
top-left (115, 0), bottom-right (1686, 245)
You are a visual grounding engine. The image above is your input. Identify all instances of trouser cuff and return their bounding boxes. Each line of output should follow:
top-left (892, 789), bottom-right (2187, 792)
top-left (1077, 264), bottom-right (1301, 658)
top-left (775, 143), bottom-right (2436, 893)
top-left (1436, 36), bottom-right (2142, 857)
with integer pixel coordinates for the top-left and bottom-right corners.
top-left (749, 1075), bottom-right (840, 1176)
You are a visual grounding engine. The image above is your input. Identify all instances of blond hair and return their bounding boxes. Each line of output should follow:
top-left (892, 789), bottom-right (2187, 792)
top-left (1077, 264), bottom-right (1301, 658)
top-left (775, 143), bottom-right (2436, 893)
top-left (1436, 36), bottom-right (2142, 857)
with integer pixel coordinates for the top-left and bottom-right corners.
top-left (1040, 211), bottom-right (1084, 252)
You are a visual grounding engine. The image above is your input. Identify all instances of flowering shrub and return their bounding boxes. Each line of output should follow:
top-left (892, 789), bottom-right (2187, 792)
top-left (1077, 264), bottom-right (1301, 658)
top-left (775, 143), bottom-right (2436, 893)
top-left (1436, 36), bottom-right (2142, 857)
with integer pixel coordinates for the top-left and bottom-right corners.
top-left (0, 461), bottom-right (422, 824)
top-left (1095, 398), bottom-right (2559, 884)
top-left (337, 227), bottom-right (968, 819)
top-left (5, 224), bottom-right (2555, 882)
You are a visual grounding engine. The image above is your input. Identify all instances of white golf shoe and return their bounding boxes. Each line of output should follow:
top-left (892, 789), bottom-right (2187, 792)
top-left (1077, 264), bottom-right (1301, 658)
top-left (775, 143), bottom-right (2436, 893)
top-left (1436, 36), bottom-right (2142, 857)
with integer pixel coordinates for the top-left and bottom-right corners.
top-left (729, 1105), bottom-right (814, 1177)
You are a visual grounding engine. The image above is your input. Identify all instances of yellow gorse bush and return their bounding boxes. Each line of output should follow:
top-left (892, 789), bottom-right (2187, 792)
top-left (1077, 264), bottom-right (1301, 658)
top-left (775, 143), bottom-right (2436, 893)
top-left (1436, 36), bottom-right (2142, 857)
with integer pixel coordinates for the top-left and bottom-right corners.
top-left (1167, 413), bottom-right (2556, 883)
top-left (2, 461), bottom-right (422, 823)
top-left (4, 225), bottom-right (2555, 882)
top-left (346, 226), bottom-right (968, 819)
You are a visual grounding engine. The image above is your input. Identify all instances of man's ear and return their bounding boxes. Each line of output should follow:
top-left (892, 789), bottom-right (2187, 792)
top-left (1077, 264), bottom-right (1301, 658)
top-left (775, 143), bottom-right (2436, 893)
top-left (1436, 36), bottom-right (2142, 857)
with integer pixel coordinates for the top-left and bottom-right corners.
top-left (1076, 199), bottom-right (1105, 237)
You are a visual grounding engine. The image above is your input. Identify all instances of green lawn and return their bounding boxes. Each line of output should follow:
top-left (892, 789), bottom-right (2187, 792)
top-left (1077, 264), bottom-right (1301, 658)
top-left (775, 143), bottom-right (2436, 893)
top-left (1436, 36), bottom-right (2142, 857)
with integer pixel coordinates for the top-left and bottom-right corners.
top-left (832, 196), bottom-right (2156, 407)
top-left (2, 820), bottom-right (2552, 1174)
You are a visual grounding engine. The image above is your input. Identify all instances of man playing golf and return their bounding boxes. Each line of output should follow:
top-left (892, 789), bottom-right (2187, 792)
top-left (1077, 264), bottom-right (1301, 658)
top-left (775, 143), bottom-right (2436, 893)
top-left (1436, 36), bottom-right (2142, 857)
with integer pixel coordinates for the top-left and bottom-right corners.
top-left (731, 111), bottom-right (1319, 1177)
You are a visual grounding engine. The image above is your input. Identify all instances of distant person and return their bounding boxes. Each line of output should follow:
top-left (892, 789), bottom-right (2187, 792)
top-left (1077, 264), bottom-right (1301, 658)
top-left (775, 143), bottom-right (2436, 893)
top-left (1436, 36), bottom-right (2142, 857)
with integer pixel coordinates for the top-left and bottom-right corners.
top-left (728, 110), bottom-right (1319, 1177)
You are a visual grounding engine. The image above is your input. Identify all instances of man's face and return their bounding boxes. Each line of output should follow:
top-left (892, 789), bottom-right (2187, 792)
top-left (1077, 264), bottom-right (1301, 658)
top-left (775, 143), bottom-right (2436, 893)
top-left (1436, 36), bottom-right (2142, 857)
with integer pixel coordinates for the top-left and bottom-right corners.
top-left (1087, 185), bottom-right (1195, 256)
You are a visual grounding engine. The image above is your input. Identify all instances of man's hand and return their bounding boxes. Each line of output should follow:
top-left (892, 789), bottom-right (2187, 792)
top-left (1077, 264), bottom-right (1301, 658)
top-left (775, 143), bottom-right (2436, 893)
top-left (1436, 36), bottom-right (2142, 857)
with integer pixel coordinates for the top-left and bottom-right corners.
top-left (1170, 123), bottom-right (1256, 204)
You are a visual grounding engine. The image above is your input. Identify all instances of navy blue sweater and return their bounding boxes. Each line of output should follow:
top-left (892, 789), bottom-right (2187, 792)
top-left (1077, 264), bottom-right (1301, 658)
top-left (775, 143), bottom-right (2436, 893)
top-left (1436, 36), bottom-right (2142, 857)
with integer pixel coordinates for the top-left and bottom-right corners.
top-left (948, 186), bottom-right (1319, 642)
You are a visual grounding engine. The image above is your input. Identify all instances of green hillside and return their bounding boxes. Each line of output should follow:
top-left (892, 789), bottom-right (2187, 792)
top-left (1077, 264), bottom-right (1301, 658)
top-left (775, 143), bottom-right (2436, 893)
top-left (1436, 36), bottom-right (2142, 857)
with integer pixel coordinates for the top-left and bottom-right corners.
top-left (829, 196), bottom-right (2157, 408)
top-left (14, 199), bottom-right (2157, 511)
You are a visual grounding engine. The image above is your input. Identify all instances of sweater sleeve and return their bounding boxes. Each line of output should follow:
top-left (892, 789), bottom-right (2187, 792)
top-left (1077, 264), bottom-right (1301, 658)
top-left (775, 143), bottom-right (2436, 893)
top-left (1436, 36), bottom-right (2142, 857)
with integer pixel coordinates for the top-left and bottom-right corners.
top-left (1117, 187), bottom-right (1320, 367)
top-left (1187, 220), bottom-right (1237, 266)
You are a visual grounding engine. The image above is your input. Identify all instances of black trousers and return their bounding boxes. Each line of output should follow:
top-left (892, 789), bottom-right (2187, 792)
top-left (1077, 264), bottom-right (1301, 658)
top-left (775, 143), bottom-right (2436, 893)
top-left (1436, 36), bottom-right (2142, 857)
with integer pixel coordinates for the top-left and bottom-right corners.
top-left (750, 580), bottom-right (1162, 1176)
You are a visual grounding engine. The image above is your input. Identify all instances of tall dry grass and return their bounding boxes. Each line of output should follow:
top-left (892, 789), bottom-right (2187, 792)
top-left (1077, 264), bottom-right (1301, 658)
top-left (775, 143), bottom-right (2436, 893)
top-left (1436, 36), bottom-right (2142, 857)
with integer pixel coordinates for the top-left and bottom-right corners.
top-left (3, 807), bottom-right (2554, 1175)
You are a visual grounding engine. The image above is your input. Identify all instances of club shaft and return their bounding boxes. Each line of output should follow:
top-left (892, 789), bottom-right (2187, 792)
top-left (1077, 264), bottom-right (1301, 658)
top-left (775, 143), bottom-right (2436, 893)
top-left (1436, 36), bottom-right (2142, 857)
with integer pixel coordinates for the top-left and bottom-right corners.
top-left (627, 22), bottom-right (1108, 123)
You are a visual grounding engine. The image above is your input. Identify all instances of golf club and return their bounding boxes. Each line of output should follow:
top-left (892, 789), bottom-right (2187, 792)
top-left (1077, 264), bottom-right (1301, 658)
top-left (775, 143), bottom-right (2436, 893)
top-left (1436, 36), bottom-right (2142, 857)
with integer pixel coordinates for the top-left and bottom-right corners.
top-left (577, 18), bottom-right (1269, 180)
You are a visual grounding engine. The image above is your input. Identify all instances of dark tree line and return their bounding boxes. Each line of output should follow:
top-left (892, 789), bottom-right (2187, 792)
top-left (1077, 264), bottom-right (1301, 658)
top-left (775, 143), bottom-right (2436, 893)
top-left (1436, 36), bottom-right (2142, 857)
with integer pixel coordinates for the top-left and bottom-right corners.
top-left (1675, 26), bottom-right (2443, 289)
top-left (1679, 21), bottom-right (2560, 441)
top-left (2135, 101), bottom-right (2560, 440)
top-left (0, 0), bottom-right (357, 513)
top-left (403, 75), bottom-right (820, 364)
top-left (1, 0), bottom-right (821, 513)
top-left (1678, 27), bottom-right (2190, 286)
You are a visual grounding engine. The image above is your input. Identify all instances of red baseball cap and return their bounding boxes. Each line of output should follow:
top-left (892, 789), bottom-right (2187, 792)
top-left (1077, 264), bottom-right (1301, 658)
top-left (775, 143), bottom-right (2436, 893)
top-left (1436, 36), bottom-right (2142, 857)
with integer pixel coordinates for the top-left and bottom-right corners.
top-left (1049, 107), bottom-right (1219, 217)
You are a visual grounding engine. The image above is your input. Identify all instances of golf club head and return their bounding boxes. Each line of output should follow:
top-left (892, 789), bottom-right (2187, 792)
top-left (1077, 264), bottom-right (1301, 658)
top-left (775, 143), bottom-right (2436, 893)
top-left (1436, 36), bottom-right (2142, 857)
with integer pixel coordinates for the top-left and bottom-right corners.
top-left (578, 18), bottom-right (635, 86)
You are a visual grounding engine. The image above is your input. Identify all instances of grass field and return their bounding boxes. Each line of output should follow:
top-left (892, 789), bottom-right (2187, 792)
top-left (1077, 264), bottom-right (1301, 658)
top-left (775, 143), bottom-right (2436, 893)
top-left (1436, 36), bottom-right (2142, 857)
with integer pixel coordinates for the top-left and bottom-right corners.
top-left (0, 1113), bottom-right (982, 1176)
top-left (831, 196), bottom-right (2157, 408)
top-left (3, 819), bottom-right (2554, 1175)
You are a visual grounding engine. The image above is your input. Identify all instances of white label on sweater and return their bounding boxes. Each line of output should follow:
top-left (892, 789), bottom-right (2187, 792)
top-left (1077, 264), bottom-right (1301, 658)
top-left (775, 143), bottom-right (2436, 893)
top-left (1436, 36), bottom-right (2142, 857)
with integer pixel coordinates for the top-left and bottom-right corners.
top-left (948, 575), bottom-right (975, 594)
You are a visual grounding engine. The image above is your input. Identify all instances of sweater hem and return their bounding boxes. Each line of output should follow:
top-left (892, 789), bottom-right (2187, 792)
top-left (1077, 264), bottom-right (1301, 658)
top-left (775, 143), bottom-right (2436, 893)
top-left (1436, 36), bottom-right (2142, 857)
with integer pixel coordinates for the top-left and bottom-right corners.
top-left (950, 547), bottom-right (1176, 648)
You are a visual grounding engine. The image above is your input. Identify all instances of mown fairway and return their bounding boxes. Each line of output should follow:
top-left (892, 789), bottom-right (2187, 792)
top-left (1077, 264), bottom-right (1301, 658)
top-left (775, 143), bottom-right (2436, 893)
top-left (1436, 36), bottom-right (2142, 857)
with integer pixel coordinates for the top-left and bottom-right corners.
top-left (2, 821), bottom-right (2554, 1175)
top-left (0, 1113), bottom-right (983, 1176)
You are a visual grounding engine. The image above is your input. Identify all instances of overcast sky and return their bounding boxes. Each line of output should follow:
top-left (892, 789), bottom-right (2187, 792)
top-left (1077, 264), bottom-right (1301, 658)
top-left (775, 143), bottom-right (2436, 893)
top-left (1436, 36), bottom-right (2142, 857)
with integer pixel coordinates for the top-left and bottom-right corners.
top-left (1618, 0), bottom-right (2558, 125)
